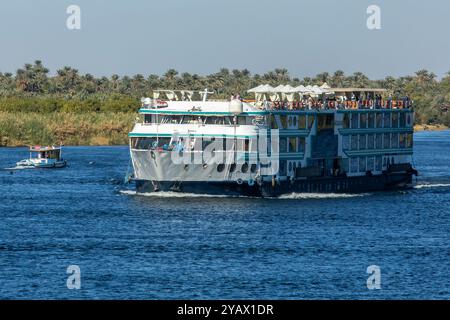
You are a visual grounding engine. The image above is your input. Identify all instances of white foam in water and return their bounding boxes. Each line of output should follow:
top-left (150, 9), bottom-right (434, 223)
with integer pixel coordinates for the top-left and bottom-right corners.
top-left (278, 192), bottom-right (368, 199)
top-left (414, 183), bottom-right (450, 189)
top-left (119, 190), bottom-right (245, 198)
top-left (120, 189), bottom-right (368, 199)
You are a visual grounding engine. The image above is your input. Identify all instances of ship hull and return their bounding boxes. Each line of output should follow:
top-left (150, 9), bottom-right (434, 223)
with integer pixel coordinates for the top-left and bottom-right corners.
top-left (134, 172), bottom-right (414, 197)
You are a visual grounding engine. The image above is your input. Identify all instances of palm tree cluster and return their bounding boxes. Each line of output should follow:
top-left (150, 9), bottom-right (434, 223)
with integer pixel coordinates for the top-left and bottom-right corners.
top-left (0, 61), bottom-right (449, 126)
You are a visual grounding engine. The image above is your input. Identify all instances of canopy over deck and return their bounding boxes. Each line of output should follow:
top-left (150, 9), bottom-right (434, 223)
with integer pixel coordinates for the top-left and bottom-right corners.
top-left (30, 146), bottom-right (61, 152)
top-left (330, 88), bottom-right (387, 93)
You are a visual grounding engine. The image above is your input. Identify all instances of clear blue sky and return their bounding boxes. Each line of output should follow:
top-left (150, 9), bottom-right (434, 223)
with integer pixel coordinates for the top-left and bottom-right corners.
top-left (0, 0), bottom-right (449, 79)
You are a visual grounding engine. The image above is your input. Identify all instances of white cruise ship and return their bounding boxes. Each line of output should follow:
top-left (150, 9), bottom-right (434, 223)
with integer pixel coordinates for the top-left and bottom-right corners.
top-left (128, 85), bottom-right (417, 197)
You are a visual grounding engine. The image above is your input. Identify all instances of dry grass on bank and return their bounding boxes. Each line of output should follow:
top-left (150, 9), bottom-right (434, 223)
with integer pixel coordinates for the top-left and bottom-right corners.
top-left (0, 112), bottom-right (136, 146)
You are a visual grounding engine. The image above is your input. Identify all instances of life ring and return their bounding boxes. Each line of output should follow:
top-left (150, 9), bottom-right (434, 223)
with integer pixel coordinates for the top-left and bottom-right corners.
top-left (248, 179), bottom-right (255, 186)
top-left (237, 178), bottom-right (243, 185)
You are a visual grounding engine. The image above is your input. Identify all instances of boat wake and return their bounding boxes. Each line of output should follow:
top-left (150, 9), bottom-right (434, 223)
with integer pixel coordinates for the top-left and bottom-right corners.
top-left (414, 183), bottom-right (450, 189)
top-left (119, 189), bottom-right (369, 200)
top-left (119, 190), bottom-right (249, 198)
top-left (277, 192), bottom-right (369, 199)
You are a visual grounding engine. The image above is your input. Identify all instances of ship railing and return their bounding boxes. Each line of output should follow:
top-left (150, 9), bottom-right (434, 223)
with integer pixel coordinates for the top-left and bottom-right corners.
top-left (262, 99), bottom-right (413, 111)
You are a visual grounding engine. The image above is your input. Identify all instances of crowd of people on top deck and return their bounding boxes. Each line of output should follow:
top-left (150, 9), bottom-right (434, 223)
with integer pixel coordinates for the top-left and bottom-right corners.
top-left (235, 92), bottom-right (413, 111)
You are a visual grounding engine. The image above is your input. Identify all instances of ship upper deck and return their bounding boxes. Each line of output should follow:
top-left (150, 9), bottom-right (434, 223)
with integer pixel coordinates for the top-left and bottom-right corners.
top-left (138, 86), bottom-right (413, 116)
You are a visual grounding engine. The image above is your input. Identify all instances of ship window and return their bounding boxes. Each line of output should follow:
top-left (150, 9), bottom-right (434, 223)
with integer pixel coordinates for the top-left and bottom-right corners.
top-left (279, 138), bottom-right (288, 153)
top-left (375, 134), bottom-right (383, 149)
top-left (392, 112), bottom-right (399, 128)
top-left (399, 133), bottom-right (406, 148)
top-left (342, 135), bottom-right (350, 150)
top-left (375, 113), bottom-right (383, 128)
top-left (205, 116), bottom-right (225, 125)
top-left (230, 163), bottom-right (236, 173)
top-left (279, 160), bottom-right (287, 176)
top-left (237, 116), bottom-right (246, 125)
top-left (132, 137), bottom-right (156, 150)
top-left (350, 157), bottom-right (358, 173)
top-left (367, 156), bottom-right (375, 171)
top-left (307, 115), bottom-right (315, 129)
top-left (279, 116), bottom-right (288, 129)
top-left (181, 116), bottom-right (195, 124)
top-left (289, 137), bottom-right (297, 153)
top-left (367, 134), bottom-right (374, 149)
top-left (270, 115), bottom-right (278, 129)
top-left (383, 133), bottom-right (390, 149)
top-left (292, 116), bottom-right (297, 127)
top-left (226, 117), bottom-right (234, 125)
top-left (359, 134), bottom-right (366, 150)
top-left (342, 158), bottom-right (349, 173)
top-left (168, 115), bottom-right (181, 124)
top-left (241, 162), bottom-right (249, 173)
top-left (144, 115), bottom-right (152, 123)
top-left (375, 156), bottom-right (382, 171)
top-left (406, 133), bottom-right (413, 148)
top-left (157, 138), bottom-right (171, 149)
top-left (298, 138), bottom-right (306, 153)
top-left (250, 163), bottom-right (257, 173)
top-left (399, 112), bottom-right (406, 127)
top-left (368, 113), bottom-right (375, 128)
top-left (359, 113), bottom-right (367, 128)
top-left (217, 163), bottom-right (225, 172)
top-left (298, 115), bottom-right (306, 129)
top-left (406, 113), bottom-right (412, 127)
top-left (359, 157), bottom-right (366, 172)
top-left (350, 113), bottom-right (358, 129)
top-left (351, 135), bottom-right (358, 150)
top-left (383, 113), bottom-right (391, 128)
top-left (343, 114), bottom-right (350, 128)
top-left (391, 133), bottom-right (399, 148)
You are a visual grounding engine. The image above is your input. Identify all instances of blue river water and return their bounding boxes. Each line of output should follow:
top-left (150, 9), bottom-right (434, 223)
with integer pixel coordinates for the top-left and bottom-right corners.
top-left (0, 130), bottom-right (449, 299)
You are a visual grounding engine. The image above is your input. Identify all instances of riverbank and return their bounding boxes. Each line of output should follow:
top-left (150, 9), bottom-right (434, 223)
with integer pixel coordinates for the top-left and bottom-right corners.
top-left (0, 112), bottom-right (135, 147)
top-left (0, 111), bottom-right (447, 147)
top-left (414, 124), bottom-right (449, 132)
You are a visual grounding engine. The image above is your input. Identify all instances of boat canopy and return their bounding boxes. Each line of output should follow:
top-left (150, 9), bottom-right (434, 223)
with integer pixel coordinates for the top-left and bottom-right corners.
top-left (330, 88), bottom-right (387, 93)
top-left (247, 83), bottom-right (389, 101)
top-left (248, 83), bottom-right (333, 101)
top-left (152, 89), bottom-right (217, 102)
top-left (29, 146), bottom-right (61, 152)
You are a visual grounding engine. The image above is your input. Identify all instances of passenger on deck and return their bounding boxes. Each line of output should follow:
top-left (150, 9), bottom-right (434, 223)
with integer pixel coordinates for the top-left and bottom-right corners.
top-left (174, 138), bottom-right (185, 152)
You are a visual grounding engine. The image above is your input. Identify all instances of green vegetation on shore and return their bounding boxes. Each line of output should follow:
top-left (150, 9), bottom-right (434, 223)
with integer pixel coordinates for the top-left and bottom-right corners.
top-left (0, 61), bottom-right (449, 146)
top-left (0, 112), bottom-right (135, 146)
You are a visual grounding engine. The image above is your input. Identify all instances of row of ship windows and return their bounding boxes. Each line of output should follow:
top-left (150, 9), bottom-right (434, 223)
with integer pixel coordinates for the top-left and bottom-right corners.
top-left (144, 115), bottom-right (252, 125)
top-left (270, 112), bottom-right (413, 130)
top-left (268, 156), bottom-right (396, 176)
top-left (343, 112), bottom-right (413, 129)
top-left (279, 137), bottom-right (306, 153)
top-left (348, 156), bottom-right (395, 173)
top-left (343, 133), bottom-right (413, 150)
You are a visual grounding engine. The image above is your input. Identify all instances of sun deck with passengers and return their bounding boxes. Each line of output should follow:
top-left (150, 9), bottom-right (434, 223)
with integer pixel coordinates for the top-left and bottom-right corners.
top-left (128, 85), bottom-right (417, 197)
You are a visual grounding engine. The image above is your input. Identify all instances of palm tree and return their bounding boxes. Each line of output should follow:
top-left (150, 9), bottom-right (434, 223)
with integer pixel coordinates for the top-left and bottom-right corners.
top-left (331, 70), bottom-right (345, 87)
top-left (163, 69), bottom-right (179, 88)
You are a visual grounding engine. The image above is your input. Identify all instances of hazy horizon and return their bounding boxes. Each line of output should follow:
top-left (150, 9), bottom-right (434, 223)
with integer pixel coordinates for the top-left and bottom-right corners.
top-left (1, 0), bottom-right (449, 79)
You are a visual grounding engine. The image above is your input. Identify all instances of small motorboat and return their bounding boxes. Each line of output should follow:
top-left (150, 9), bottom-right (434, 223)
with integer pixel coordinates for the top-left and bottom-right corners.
top-left (13, 146), bottom-right (67, 169)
